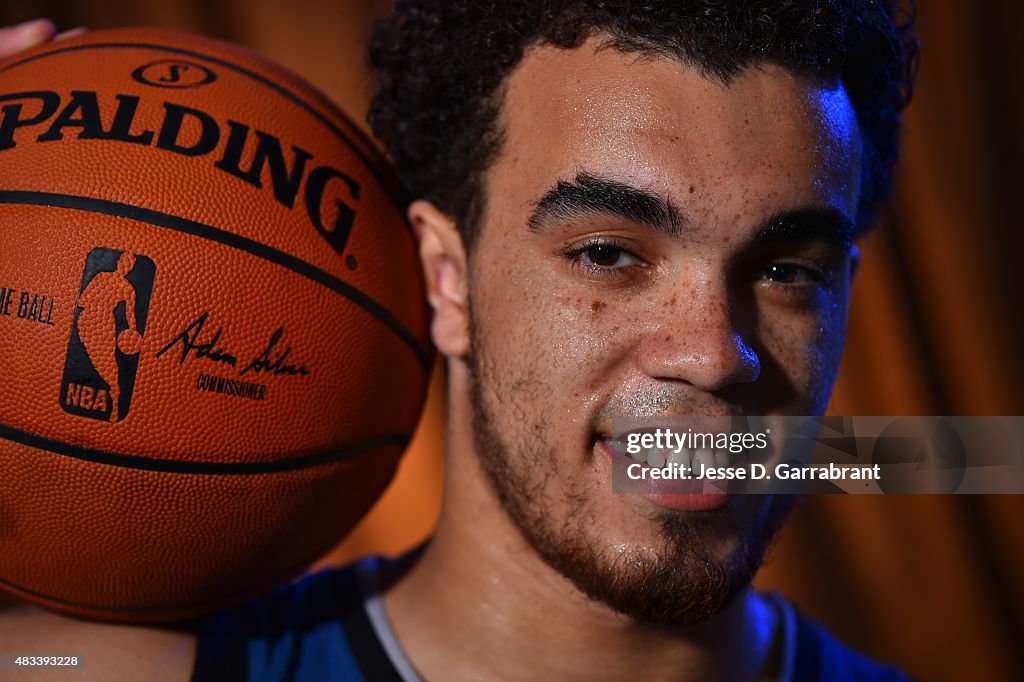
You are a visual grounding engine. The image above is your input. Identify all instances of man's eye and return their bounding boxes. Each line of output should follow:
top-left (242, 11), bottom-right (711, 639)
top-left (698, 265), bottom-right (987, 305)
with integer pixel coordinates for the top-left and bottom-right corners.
top-left (576, 244), bottom-right (639, 269)
top-left (762, 263), bottom-right (818, 285)
top-left (561, 240), bottom-right (646, 281)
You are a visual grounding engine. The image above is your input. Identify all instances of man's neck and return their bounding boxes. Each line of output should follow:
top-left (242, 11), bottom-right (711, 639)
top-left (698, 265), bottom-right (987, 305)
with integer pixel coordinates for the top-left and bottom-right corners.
top-left (382, 393), bottom-right (781, 681)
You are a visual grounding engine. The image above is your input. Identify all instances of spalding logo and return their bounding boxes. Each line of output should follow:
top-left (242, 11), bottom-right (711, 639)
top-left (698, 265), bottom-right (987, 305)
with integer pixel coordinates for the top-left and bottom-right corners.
top-left (132, 59), bottom-right (217, 89)
top-left (61, 248), bottom-right (157, 423)
top-left (0, 90), bottom-right (362, 257)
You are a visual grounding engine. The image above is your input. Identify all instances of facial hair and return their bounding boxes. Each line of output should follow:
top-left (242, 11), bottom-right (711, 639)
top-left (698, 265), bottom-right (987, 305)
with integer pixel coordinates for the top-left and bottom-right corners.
top-left (465, 309), bottom-right (796, 628)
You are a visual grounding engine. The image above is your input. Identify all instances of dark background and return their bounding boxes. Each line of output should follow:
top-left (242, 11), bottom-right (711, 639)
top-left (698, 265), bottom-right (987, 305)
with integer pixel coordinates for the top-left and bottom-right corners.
top-left (1, 1), bottom-right (1022, 679)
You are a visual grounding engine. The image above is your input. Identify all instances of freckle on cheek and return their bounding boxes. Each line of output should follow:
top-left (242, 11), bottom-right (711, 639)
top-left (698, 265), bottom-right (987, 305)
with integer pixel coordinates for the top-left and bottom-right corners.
top-left (591, 300), bottom-right (606, 313)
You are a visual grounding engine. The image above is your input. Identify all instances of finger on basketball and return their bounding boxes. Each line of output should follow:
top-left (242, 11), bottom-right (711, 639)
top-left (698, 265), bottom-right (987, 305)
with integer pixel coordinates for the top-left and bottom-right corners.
top-left (0, 19), bottom-right (56, 59)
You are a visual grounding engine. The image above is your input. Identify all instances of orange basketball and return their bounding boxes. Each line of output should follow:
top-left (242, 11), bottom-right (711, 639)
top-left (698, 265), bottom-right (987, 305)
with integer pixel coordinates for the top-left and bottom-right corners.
top-left (117, 328), bottom-right (143, 355)
top-left (0, 28), bottom-right (431, 622)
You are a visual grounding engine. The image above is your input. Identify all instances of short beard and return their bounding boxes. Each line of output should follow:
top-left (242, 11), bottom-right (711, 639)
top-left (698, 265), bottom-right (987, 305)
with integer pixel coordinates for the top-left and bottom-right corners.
top-left (466, 314), bottom-right (795, 629)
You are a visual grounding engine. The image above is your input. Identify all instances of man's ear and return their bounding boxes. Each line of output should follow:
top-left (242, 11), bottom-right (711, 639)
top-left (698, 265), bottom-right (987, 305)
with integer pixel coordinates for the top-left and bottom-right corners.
top-left (409, 200), bottom-right (471, 358)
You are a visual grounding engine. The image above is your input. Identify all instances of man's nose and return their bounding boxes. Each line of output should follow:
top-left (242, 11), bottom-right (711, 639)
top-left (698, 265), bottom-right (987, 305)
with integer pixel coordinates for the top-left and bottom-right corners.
top-left (636, 280), bottom-right (760, 391)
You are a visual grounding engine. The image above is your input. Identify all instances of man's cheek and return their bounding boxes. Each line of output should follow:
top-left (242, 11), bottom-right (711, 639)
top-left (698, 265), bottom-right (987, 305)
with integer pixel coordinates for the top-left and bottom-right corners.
top-left (812, 325), bottom-right (848, 389)
top-left (814, 291), bottom-right (851, 376)
top-left (799, 315), bottom-right (850, 411)
top-left (552, 301), bottom-right (638, 374)
top-left (756, 312), bottom-right (842, 406)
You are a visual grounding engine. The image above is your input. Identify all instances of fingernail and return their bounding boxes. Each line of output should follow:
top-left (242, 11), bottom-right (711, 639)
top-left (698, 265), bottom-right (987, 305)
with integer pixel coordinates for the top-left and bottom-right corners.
top-left (6, 18), bottom-right (56, 46)
top-left (55, 26), bottom-right (88, 41)
top-left (13, 18), bottom-right (55, 34)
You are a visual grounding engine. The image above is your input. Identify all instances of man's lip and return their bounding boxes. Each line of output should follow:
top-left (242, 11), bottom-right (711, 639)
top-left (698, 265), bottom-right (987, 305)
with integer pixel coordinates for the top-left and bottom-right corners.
top-left (599, 433), bottom-right (743, 470)
top-left (599, 424), bottom-right (741, 441)
top-left (597, 413), bottom-right (753, 433)
top-left (596, 437), bottom-right (730, 511)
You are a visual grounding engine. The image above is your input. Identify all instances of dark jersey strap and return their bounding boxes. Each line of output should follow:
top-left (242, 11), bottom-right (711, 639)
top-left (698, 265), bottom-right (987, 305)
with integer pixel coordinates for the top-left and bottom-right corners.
top-left (189, 558), bottom-right (409, 682)
top-left (339, 579), bottom-right (407, 682)
top-left (190, 608), bottom-right (249, 682)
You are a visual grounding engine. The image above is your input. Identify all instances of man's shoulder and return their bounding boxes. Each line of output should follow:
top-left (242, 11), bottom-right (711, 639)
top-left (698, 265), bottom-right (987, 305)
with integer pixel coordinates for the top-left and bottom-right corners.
top-left (204, 558), bottom-right (368, 637)
top-left (0, 560), bottom-right (381, 682)
top-left (773, 594), bottom-right (910, 682)
top-left (192, 555), bottom-right (409, 682)
top-left (0, 604), bottom-right (196, 681)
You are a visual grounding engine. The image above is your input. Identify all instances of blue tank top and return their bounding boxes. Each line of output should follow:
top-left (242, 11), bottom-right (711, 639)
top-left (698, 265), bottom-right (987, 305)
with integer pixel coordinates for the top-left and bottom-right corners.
top-left (189, 552), bottom-right (909, 682)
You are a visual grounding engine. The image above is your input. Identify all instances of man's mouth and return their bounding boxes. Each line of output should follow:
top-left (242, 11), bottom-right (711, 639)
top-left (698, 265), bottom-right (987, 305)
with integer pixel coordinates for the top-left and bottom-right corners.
top-left (600, 434), bottom-right (735, 470)
top-left (595, 432), bottom-right (735, 511)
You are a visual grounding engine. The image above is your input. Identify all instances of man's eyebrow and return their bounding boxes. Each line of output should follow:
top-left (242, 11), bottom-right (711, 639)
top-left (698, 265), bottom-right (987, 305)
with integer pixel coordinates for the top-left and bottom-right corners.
top-left (751, 207), bottom-right (857, 249)
top-left (527, 172), bottom-right (686, 237)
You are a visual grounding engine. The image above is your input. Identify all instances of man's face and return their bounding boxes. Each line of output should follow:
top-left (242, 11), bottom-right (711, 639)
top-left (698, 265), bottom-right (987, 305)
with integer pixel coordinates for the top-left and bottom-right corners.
top-left (462, 41), bottom-right (862, 626)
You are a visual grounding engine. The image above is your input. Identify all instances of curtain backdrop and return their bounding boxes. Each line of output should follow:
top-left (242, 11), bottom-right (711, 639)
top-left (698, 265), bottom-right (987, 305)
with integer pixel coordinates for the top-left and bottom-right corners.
top-left (1, 2), bottom-right (1021, 679)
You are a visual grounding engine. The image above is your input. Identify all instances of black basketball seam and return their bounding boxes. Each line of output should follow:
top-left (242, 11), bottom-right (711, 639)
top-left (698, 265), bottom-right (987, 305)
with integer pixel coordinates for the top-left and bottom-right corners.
top-left (0, 190), bottom-right (431, 371)
top-left (0, 421), bottom-right (408, 474)
top-left (0, 39), bottom-right (408, 213)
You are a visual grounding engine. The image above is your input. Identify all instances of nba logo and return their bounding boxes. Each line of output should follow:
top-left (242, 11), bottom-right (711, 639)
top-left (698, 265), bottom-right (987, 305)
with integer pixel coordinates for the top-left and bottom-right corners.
top-left (61, 248), bottom-right (157, 423)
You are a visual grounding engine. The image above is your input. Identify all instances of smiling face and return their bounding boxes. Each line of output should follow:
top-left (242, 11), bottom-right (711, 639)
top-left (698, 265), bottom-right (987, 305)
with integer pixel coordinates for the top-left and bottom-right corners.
top-left (438, 39), bottom-right (863, 626)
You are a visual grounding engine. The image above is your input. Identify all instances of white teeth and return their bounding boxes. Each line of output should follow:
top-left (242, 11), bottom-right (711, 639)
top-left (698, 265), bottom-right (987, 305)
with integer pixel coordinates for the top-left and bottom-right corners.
top-left (714, 449), bottom-right (730, 468)
top-left (668, 447), bottom-right (690, 469)
top-left (603, 438), bottom-right (630, 455)
top-left (603, 437), bottom-right (648, 463)
top-left (694, 448), bottom-right (714, 473)
top-left (646, 448), bottom-right (667, 468)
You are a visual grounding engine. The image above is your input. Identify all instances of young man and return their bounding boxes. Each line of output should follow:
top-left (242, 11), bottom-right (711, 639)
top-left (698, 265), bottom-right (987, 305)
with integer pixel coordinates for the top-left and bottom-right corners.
top-left (0, 2), bottom-right (917, 679)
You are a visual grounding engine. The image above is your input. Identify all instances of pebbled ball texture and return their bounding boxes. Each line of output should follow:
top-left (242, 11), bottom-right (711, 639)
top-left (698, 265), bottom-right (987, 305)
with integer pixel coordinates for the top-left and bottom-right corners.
top-left (0, 28), bottom-right (431, 622)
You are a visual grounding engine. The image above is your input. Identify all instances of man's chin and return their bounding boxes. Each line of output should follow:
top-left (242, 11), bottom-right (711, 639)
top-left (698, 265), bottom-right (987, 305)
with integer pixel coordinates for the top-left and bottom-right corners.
top-left (510, 489), bottom-right (797, 628)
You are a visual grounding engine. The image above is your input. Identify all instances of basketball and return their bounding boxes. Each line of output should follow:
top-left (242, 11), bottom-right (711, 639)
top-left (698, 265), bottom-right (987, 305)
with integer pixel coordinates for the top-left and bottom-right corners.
top-left (0, 28), bottom-right (431, 621)
top-left (117, 328), bottom-right (143, 355)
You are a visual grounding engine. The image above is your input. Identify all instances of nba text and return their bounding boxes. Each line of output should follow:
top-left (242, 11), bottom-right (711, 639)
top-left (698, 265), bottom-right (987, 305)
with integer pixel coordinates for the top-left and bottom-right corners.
top-left (64, 382), bottom-right (110, 413)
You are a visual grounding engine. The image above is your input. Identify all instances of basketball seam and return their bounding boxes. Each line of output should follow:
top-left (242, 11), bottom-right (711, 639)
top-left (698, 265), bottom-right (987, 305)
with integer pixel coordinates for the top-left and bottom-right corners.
top-left (0, 190), bottom-right (432, 371)
top-left (0, 39), bottom-right (409, 214)
top-left (0, 421), bottom-right (408, 474)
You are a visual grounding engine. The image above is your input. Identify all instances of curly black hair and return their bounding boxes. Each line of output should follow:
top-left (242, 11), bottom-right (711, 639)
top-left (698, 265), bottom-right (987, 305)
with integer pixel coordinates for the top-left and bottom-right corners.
top-left (368, 0), bottom-right (918, 249)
